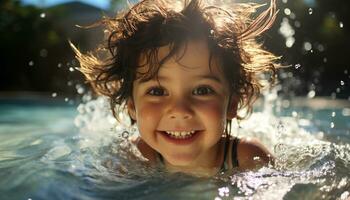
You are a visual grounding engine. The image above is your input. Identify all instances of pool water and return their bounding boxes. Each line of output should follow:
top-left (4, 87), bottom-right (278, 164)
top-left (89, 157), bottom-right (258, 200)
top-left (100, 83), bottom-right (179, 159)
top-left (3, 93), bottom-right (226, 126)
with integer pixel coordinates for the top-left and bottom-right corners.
top-left (0, 96), bottom-right (349, 200)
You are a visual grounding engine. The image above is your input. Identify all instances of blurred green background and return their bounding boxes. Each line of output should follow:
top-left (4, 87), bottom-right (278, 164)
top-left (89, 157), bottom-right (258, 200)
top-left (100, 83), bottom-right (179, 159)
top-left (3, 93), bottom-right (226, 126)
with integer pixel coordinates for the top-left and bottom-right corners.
top-left (0, 0), bottom-right (349, 100)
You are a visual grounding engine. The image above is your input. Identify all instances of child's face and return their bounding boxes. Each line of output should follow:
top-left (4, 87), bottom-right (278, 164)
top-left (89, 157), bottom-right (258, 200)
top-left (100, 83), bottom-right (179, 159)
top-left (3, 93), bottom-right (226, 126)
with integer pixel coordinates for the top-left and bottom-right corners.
top-left (128, 39), bottom-right (235, 168)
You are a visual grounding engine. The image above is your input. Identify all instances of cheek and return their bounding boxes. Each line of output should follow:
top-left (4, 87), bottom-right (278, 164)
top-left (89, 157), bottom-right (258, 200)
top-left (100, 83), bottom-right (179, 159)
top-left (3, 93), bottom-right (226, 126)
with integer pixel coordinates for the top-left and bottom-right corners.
top-left (195, 100), bottom-right (228, 133)
top-left (135, 102), bottom-right (164, 128)
top-left (195, 100), bottom-right (227, 120)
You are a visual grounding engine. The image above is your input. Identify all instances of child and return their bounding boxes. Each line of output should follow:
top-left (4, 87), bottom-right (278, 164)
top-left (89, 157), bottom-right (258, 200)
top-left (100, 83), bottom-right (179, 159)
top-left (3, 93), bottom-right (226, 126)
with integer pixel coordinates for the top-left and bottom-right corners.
top-left (72, 0), bottom-right (279, 176)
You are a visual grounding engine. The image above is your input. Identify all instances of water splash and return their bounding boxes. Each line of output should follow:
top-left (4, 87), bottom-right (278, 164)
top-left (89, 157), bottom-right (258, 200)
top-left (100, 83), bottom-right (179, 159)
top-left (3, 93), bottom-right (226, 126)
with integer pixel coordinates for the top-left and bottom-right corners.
top-left (35, 86), bottom-right (350, 199)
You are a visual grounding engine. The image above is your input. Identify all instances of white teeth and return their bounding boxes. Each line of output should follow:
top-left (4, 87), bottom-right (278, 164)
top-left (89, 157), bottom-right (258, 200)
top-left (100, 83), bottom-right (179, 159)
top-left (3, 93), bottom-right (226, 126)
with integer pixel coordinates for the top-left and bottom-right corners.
top-left (164, 130), bottom-right (196, 139)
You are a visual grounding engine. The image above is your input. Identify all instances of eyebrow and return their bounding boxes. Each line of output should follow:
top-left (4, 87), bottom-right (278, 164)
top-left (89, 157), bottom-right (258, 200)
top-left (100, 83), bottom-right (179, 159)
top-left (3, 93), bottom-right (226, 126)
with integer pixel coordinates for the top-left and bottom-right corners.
top-left (137, 74), bottom-right (223, 84)
top-left (195, 74), bottom-right (222, 83)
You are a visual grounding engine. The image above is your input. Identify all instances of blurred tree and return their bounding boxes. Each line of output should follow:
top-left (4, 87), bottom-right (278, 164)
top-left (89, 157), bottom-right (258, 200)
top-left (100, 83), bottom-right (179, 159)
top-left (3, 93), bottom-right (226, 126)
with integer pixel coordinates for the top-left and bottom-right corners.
top-left (0, 0), bottom-right (71, 92)
top-left (0, 0), bottom-right (348, 98)
top-left (263, 0), bottom-right (350, 98)
top-left (0, 0), bottom-right (103, 95)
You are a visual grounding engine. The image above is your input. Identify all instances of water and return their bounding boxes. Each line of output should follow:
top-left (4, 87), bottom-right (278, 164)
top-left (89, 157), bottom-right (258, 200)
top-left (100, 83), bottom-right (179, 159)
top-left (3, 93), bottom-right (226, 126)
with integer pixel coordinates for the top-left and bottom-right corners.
top-left (0, 95), bottom-right (349, 200)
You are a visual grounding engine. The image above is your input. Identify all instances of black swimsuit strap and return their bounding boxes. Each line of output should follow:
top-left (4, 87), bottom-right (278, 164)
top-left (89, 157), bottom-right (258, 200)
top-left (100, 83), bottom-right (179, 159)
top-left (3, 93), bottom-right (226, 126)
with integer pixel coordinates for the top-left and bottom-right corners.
top-left (231, 137), bottom-right (240, 168)
top-left (220, 137), bottom-right (230, 171)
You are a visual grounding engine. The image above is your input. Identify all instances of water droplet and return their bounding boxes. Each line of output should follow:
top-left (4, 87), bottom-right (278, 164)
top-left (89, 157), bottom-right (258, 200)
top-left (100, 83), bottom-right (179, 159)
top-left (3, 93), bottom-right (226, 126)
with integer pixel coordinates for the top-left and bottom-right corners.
top-left (277, 121), bottom-right (285, 137)
top-left (295, 64), bottom-right (301, 69)
top-left (274, 143), bottom-right (287, 154)
top-left (28, 61), bottom-right (34, 66)
top-left (210, 29), bottom-right (214, 35)
top-left (307, 90), bottom-right (315, 98)
top-left (308, 8), bottom-right (313, 15)
top-left (40, 49), bottom-right (48, 57)
top-left (57, 63), bottom-right (62, 68)
top-left (284, 8), bottom-right (291, 16)
top-left (286, 37), bottom-right (295, 48)
top-left (303, 42), bottom-right (312, 51)
top-left (292, 111), bottom-right (298, 117)
top-left (282, 0), bottom-right (288, 3)
top-left (331, 92), bottom-right (336, 99)
top-left (330, 122), bottom-right (335, 128)
top-left (51, 92), bottom-right (57, 97)
top-left (339, 22), bottom-right (344, 28)
top-left (340, 80), bottom-right (345, 85)
top-left (122, 131), bottom-right (129, 139)
top-left (68, 100), bottom-right (74, 105)
top-left (331, 112), bottom-right (336, 117)
top-left (77, 87), bottom-right (84, 94)
top-left (218, 187), bottom-right (229, 197)
top-left (69, 67), bottom-right (74, 72)
top-left (64, 97), bottom-right (69, 102)
top-left (289, 13), bottom-right (296, 20)
top-left (253, 156), bottom-right (261, 161)
top-left (323, 57), bottom-right (328, 63)
top-left (309, 83), bottom-right (316, 90)
top-left (282, 99), bottom-right (290, 108)
top-left (279, 18), bottom-right (295, 48)
top-left (40, 13), bottom-right (46, 18)
top-left (336, 88), bottom-right (341, 93)
top-left (317, 44), bottom-right (325, 52)
top-left (294, 21), bottom-right (301, 28)
top-left (344, 70), bottom-right (348, 74)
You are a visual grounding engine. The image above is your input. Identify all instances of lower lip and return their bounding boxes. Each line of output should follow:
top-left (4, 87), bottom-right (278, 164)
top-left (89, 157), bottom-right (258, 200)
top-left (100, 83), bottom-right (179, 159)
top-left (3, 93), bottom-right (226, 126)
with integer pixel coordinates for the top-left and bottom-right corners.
top-left (158, 131), bottom-right (202, 145)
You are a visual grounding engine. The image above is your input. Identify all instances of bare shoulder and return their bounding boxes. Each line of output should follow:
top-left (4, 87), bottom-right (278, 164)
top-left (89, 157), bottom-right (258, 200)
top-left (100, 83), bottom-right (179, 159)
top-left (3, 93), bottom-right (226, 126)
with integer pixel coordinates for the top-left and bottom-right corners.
top-left (129, 136), bottom-right (158, 164)
top-left (237, 137), bottom-right (274, 170)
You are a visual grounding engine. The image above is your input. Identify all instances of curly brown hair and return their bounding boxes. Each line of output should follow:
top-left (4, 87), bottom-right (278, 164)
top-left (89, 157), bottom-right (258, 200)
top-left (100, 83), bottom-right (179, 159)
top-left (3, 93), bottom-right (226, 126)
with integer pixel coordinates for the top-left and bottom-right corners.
top-left (71, 0), bottom-right (279, 125)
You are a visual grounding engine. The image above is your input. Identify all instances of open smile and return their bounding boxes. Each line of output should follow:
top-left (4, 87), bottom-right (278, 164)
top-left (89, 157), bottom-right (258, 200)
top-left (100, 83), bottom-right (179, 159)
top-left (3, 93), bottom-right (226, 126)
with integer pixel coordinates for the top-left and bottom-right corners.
top-left (158, 130), bottom-right (202, 145)
top-left (164, 130), bottom-right (196, 139)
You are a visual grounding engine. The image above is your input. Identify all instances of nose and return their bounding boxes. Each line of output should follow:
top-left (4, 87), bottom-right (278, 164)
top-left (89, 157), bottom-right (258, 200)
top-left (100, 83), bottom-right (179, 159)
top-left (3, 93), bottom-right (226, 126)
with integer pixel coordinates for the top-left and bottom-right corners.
top-left (167, 99), bottom-right (193, 120)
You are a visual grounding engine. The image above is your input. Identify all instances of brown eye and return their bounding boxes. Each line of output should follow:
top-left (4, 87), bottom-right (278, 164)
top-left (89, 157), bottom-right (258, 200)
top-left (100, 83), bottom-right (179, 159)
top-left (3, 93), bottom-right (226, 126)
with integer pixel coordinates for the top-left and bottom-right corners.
top-left (147, 87), bottom-right (167, 96)
top-left (193, 86), bottom-right (214, 95)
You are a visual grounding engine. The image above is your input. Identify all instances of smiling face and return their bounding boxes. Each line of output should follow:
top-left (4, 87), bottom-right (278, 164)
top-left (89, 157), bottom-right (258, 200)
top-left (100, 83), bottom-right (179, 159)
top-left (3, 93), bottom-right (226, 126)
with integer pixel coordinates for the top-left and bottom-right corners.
top-left (127, 39), bottom-right (236, 170)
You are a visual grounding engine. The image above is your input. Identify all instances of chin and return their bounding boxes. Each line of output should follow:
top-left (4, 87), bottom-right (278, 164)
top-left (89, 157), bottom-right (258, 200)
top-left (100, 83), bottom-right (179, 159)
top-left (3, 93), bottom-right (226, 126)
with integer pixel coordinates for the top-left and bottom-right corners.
top-left (165, 153), bottom-right (196, 167)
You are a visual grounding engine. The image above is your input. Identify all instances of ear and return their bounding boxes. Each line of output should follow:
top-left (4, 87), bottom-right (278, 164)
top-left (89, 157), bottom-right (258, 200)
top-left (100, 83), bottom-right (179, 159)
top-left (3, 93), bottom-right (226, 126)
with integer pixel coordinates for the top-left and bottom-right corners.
top-left (127, 98), bottom-right (137, 121)
top-left (227, 95), bottom-right (238, 119)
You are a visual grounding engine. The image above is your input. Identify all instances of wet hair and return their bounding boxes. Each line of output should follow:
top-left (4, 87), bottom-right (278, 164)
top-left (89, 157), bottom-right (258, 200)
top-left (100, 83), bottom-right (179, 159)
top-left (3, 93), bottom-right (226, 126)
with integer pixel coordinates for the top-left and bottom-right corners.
top-left (71, 0), bottom-right (279, 127)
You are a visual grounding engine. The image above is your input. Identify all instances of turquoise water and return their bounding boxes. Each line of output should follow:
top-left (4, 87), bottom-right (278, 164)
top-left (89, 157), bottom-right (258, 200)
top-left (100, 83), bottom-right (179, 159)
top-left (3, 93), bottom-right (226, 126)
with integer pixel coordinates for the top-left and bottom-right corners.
top-left (0, 96), bottom-right (349, 200)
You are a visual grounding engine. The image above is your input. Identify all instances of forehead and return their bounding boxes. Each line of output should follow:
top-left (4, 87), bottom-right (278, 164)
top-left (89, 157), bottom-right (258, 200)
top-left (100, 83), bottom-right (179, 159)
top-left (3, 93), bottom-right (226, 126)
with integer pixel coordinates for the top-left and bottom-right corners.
top-left (136, 39), bottom-right (224, 78)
